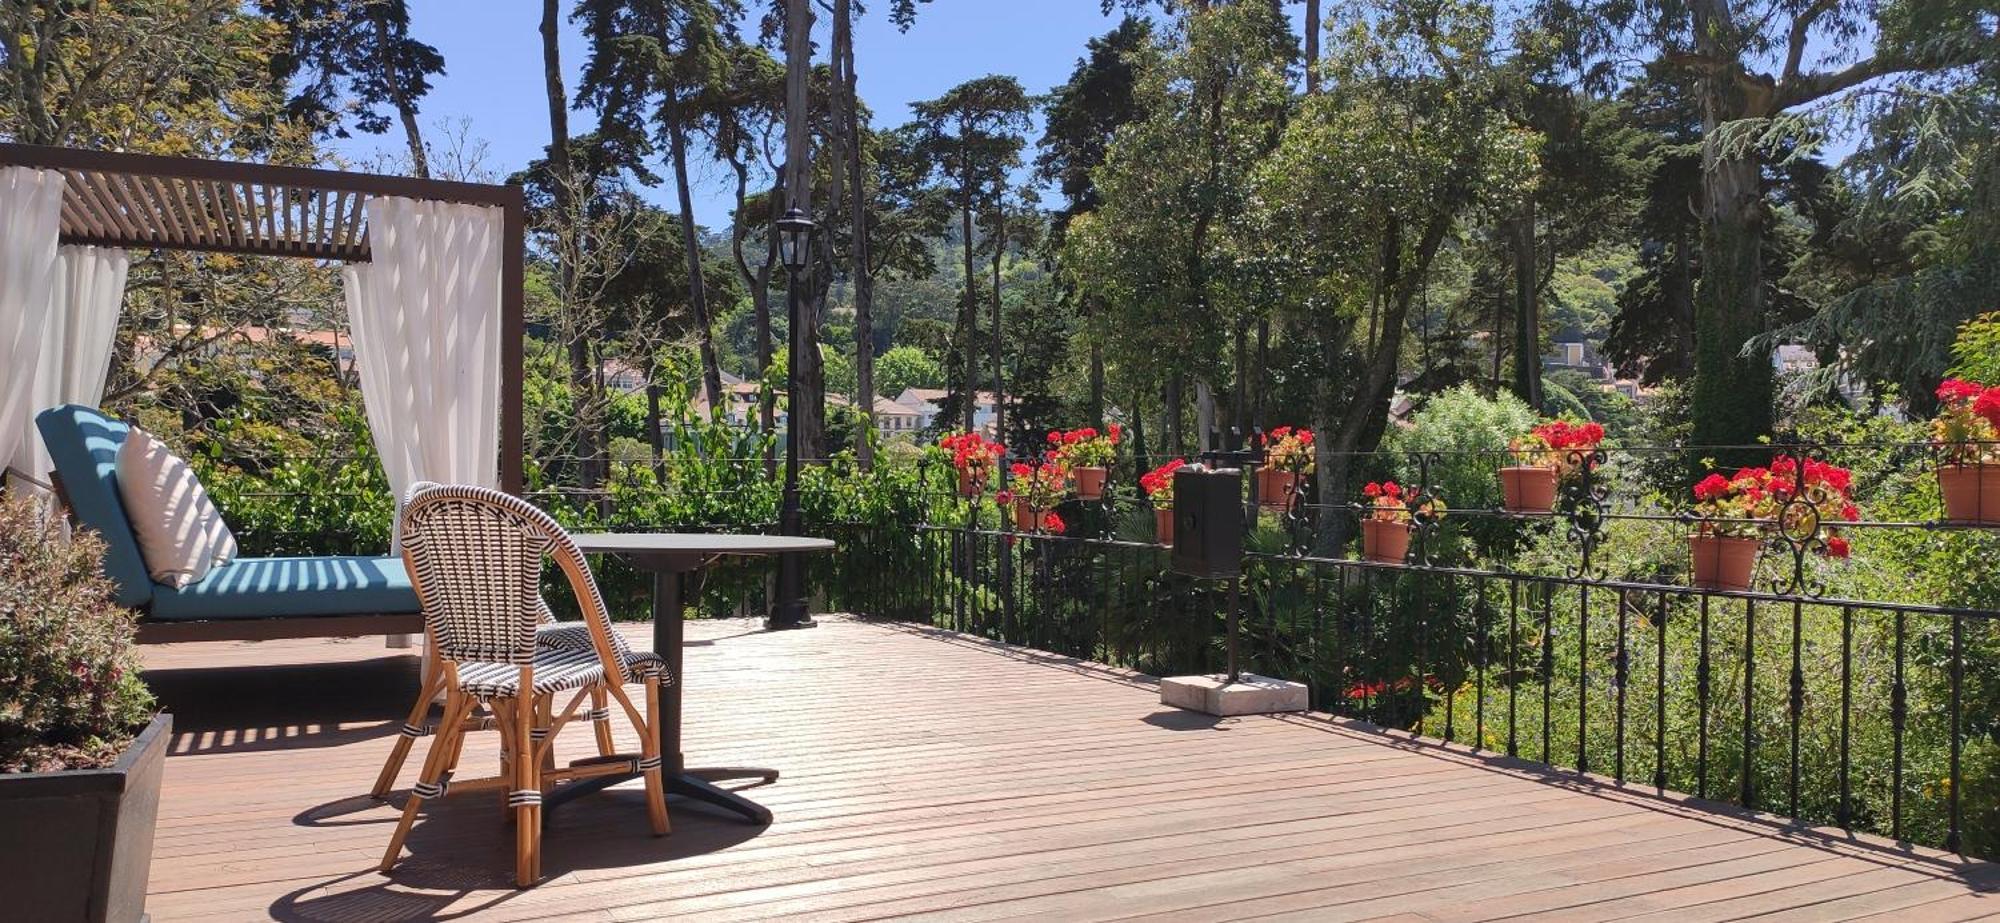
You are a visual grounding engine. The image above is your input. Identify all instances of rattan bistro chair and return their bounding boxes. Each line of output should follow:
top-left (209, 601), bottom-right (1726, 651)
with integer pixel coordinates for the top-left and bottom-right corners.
top-left (369, 599), bottom-right (623, 799)
top-left (379, 483), bottom-right (670, 887)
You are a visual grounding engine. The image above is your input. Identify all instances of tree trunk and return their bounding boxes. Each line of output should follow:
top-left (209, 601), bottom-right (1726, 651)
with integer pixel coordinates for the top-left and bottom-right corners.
top-left (798, 281), bottom-right (827, 462)
top-left (1087, 336), bottom-right (1106, 428)
top-left (646, 381), bottom-right (666, 482)
top-left (1687, 0), bottom-right (1773, 465)
top-left (838, 0), bottom-right (876, 468)
top-left (990, 209), bottom-right (1006, 448)
top-left (728, 160), bottom-right (780, 449)
top-left (1129, 389), bottom-right (1150, 488)
top-left (959, 174), bottom-right (978, 433)
top-left (1314, 209), bottom-right (1450, 554)
top-left (756, 219), bottom-right (778, 442)
top-left (1668, 227), bottom-right (1695, 378)
top-left (664, 89), bottom-right (725, 409)
top-left (1164, 373), bottom-right (1184, 459)
top-left (1230, 321), bottom-right (1247, 440)
top-left (1510, 202), bottom-right (1542, 409)
top-left (540, 0), bottom-right (599, 495)
top-left (1303, 0), bottom-right (1321, 94)
top-left (1195, 379), bottom-right (1216, 454)
top-left (372, 10), bottom-right (428, 178)
top-left (1691, 150), bottom-right (1772, 463)
top-left (1252, 318), bottom-right (1269, 433)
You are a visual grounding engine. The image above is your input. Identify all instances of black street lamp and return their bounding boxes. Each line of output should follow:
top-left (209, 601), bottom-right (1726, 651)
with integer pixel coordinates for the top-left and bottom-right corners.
top-left (777, 207), bottom-right (814, 270)
top-left (769, 208), bottom-right (816, 630)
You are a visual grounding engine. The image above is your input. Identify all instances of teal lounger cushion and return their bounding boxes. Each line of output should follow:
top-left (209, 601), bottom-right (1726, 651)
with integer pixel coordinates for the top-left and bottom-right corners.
top-left (148, 555), bottom-right (421, 621)
top-left (35, 405), bottom-right (155, 609)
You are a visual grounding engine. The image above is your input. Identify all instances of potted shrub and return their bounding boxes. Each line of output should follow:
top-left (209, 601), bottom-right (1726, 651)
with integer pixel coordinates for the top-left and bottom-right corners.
top-left (940, 430), bottom-right (1004, 497)
top-left (999, 459), bottom-right (1069, 532)
top-left (1931, 378), bottom-right (2000, 524)
top-left (0, 493), bottom-right (165, 923)
top-left (1359, 480), bottom-right (1442, 564)
top-left (1141, 458), bottom-right (1187, 545)
top-left (1689, 457), bottom-right (1858, 591)
top-left (1260, 426), bottom-right (1314, 509)
top-left (1050, 425), bottom-right (1121, 500)
top-left (1502, 419), bottom-right (1605, 514)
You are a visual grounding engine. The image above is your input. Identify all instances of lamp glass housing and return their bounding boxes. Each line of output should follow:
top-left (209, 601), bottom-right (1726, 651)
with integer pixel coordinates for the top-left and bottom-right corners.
top-left (776, 208), bottom-right (815, 270)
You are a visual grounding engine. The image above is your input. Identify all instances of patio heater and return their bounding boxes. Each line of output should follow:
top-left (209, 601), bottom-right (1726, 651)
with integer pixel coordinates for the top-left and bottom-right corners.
top-left (1157, 460), bottom-right (1309, 717)
top-left (770, 210), bottom-right (816, 631)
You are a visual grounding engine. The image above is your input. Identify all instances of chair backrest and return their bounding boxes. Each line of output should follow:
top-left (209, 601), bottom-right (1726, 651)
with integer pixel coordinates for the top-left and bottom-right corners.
top-left (399, 482), bottom-right (626, 667)
top-left (34, 405), bottom-right (153, 609)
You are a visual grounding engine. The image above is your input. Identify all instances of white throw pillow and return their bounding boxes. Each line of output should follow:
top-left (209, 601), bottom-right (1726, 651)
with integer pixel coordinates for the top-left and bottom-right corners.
top-left (115, 427), bottom-right (240, 588)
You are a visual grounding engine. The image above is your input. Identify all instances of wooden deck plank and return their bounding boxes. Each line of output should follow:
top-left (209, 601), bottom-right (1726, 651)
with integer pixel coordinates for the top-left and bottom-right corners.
top-left (137, 616), bottom-right (1998, 922)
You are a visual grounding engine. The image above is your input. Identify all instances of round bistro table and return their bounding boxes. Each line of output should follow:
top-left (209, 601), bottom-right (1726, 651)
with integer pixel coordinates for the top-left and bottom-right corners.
top-left (549, 532), bottom-right (837, 824)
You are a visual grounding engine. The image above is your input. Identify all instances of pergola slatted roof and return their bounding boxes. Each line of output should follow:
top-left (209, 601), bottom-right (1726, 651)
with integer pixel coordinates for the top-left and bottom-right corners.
top-left (1, 143), bottom-right (518, 263)
top-left (0, 142), bottom-right (529, 494)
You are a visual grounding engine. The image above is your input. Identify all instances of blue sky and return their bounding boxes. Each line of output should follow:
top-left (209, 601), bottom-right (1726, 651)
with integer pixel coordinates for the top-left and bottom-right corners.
top-left (328, 1), bottom-right (1155, 229)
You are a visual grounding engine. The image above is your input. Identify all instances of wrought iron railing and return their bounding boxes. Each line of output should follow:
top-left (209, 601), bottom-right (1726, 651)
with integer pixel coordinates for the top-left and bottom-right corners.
top-left (828, 442), bottom-right (2000, 859)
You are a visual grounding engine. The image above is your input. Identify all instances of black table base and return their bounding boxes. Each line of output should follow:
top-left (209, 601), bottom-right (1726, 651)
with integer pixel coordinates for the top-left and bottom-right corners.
top-left (542, 767), bottom-right (776, 824)
top-left (541, 549), bottom-right (807, 826)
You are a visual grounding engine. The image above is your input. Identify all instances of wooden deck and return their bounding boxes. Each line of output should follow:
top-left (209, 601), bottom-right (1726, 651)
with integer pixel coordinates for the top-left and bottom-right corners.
top-left (140, 615), bottom-right (2000, 922)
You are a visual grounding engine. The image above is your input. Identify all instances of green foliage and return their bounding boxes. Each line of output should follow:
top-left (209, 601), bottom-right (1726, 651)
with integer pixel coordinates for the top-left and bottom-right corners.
top-left (198, 410), bottom-right (395, 556)
top-left (1386, 386), bottom-right (1540, 562)
top-left (1950, 312), bottom-right (2000, 385)
top-left (0, 495), bottom-right (155, 772)
top-left (874, 345), bottom-right (944, 398)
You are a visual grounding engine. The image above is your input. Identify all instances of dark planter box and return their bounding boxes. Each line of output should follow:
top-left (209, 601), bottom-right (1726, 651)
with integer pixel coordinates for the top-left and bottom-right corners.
top-left (0, 713), bottom-right (169, 923)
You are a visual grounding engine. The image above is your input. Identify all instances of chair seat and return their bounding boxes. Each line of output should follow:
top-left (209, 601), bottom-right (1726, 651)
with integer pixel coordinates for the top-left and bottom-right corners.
top-left (532, 622), bottom-right (674, 685)
top-left (148, 556), bottom-right (421, 621)
top-left (458, 647), bottom-right (608, 698)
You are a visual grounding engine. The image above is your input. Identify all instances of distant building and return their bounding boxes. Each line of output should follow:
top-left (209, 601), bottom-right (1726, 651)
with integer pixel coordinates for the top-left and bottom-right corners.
top-left (873, 396), bottom-right (922, 438)
top-left (689, 380), bottom-right (766, 426)
top-left (1773, 344), bottom-right (1818, 376)
top-left (603, 363), bottom-right (746, 398)
top-left (135, 324), bottom-right (353, 375)
top-left (1545, 336), bottom-right (1615, 381)
top-left (895, 388), bottom-right (997, 435)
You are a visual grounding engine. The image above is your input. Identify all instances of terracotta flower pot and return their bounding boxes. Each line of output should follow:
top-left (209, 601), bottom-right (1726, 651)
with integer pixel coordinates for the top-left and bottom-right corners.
top-left (1263, 469), bottom-right (1301, 509)
top-left (1499, 465), bottom-right (1560, 514)
top-left (1939, 464), bottom-right (2000, 525)
top-left (957, 468), bottom-right (983, 497)
top-left (1013, 500), bottom-right (1041, 532)
top-left (1073, 466), bottom-right (1108, 501)
top-left (1689, 533), bottom-right (1761, 592)
top-left (1361, 518), bottom-right (1411, 564)
top-left (1155, 507), bottom-right (1175, 546)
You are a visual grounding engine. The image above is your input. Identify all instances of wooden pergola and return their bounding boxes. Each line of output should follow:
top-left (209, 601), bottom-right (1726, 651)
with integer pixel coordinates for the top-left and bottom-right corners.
top-left (0, 143), bottom-right (526, 493)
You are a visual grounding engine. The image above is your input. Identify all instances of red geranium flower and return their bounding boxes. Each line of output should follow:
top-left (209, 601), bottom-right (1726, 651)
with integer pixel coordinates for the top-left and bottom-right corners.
top-left (1938, 378), bottom-right (1984, 404)
top-left (1693, 473), bottom-right (1730, 501)
top-left (1974, 389), bottom-right (2000, 429)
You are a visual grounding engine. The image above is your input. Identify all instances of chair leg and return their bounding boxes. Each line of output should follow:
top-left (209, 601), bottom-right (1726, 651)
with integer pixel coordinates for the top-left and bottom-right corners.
top-left (371, 653), bottom-right (444, 798)
top-left (536, 693), bottom-right (558, 780)
top-left (512, 693), bottom-right (542, 887)
top-left (589, 687), bottom-right (615, 757)
top-left (380, 689), bottom-right (472, 873)
top-left (641, 676), bottom-right (670, 837)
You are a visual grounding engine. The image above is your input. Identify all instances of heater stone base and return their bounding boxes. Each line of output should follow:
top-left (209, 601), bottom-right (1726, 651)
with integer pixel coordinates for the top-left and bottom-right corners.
top-left (1160, 673), bottom-right (1309, 717)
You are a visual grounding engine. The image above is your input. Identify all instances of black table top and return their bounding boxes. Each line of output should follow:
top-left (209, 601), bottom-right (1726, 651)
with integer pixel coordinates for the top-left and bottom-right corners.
top-left (569, 532), bottom-right (837, 557)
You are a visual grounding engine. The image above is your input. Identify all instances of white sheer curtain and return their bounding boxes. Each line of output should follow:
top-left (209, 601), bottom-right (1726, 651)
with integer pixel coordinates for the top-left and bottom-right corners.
top-left (341, 195), bottom-right (503, 506)
top-left (15, 246), bottom-right (131, 483)
top-left (0, 167), bottom-right (65, 491)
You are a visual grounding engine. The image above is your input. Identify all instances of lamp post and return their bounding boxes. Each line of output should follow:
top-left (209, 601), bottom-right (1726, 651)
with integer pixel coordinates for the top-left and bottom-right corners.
top-left (769, 210), bottom-right (816, 633)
